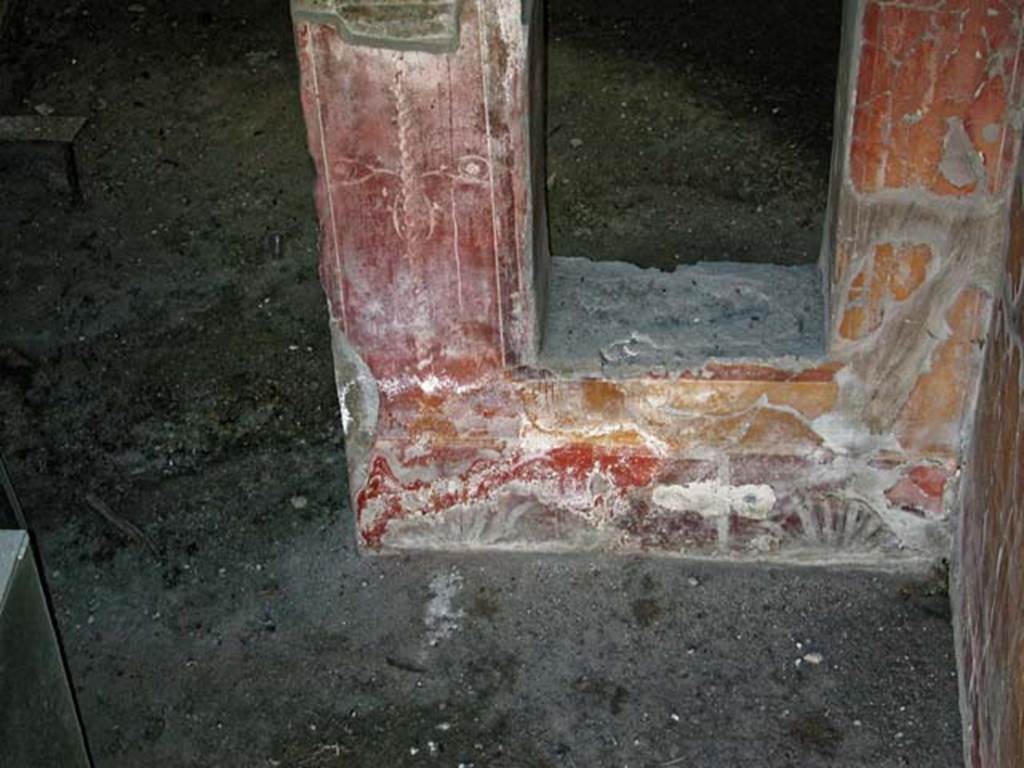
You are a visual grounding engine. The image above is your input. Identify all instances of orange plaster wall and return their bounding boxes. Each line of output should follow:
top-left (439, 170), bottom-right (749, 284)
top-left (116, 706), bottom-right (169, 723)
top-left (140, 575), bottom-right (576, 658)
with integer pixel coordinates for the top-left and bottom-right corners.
top-left (851, 0), bottom-right (1023, 196)
top-left (293, 0), bottom-right (1023, 559)
top-left (829, 0), bottom-right (1022, 452)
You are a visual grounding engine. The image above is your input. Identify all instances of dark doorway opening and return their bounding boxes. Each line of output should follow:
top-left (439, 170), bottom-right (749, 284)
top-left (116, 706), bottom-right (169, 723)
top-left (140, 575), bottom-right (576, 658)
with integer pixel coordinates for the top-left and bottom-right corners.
top-left (540, 0), bottom-right (843, 371)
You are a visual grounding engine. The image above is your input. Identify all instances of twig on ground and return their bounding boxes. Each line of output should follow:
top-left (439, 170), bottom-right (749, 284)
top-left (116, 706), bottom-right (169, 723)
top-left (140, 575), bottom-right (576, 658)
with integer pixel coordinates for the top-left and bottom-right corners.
top-left (385, 655), bottom-right (429, 675)
top-left (84, 492), bottom-right (159, 559)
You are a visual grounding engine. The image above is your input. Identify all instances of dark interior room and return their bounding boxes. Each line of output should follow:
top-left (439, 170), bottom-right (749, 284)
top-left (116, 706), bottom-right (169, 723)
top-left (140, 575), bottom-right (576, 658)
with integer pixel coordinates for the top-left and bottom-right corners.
top-left (2, 1), bottom-right (1022, 766)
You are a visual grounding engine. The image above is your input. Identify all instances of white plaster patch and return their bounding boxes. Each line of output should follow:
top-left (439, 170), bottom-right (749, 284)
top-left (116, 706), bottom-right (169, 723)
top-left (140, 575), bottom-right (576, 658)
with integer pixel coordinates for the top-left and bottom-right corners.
top-left (425, 570), bottom-right (464, 645)
top-left (651, 481), bottom-right (777, 520)
top-left (338, 381), bottom-right (354, 435)
top-left (940, 117), bottom-right (986, 189)
top-left (982, 122), bottom-right (1001, 144)
top-left (419, 374), bottom-right (444, 394)
top-left (377, 374), bottom-right (480, 398)
top-left (810, 369), bottom-right (903, 454)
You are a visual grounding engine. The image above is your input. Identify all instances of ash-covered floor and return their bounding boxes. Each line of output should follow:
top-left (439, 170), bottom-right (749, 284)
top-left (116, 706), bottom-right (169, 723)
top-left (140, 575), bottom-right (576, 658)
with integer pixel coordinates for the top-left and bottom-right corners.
top-left (541, 257), bottom-right (825, 372)
top-left (0, 0), bottom-right (962, 766)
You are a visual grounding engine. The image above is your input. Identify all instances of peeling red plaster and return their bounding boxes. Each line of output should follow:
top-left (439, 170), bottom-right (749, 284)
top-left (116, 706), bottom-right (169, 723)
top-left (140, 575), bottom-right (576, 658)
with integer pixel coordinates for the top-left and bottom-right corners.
top-left (295, 0), bottom-right (1024, 563)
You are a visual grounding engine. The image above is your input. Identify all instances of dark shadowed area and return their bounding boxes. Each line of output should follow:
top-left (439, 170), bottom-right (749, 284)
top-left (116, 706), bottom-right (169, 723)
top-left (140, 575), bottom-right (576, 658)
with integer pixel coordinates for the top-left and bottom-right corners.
top-left (546, 0), bottom-right (841, 269)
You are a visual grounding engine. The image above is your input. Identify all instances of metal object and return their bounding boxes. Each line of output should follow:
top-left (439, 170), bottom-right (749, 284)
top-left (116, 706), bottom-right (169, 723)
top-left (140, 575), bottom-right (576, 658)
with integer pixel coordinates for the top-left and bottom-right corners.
top-left (0, 531), bottom-right (92, 767)
top-left (0, 452), bottom-right (28, 530)
top-left (0, 114), bottom-right (88, 203)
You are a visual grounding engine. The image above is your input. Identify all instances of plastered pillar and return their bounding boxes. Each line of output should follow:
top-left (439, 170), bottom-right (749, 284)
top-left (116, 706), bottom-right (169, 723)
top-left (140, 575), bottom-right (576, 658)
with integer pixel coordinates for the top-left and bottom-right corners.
top-left (293, 0), bottom-right (1024, 562)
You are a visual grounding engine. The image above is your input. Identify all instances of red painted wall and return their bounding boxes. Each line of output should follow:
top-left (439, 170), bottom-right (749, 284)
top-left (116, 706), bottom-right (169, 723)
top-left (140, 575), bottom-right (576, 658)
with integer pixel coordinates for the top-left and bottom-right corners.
top-left (293, 0), bottom-right (1024, 561)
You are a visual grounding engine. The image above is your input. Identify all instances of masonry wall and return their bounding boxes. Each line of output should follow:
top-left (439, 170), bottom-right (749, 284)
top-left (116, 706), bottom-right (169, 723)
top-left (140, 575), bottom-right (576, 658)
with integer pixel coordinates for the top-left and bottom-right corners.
top-left (293, 0), bottom-right (1024, 563)
top-left (955, 169), bottom-right (1024, 768)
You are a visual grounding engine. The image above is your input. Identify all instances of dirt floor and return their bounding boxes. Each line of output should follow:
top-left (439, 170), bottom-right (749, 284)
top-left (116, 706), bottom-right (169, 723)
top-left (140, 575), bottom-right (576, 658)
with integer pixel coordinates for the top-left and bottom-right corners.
top-left (546, 0), bottom-right (838, 269)
top-left (0, 1), bottom-right (963, 766)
